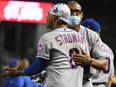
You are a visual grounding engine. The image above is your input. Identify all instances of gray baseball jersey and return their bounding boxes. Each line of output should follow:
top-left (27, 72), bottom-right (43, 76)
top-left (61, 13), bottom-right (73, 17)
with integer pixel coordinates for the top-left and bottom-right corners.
top-left (91, 42), bottom-right (114, 86)
top-left (79, 25), bottom-right (109, 87)
top-left (36, 27), bottom-right (86, 87)
top-left (79, 25), bottom-right (108, 59)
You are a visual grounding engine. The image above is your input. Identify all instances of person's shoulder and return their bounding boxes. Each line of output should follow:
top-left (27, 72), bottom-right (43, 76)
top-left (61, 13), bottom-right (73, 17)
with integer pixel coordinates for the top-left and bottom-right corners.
top-left (102, 42), bottom-right (112, 51)
top-left (101, 42), bottom-right (108, 47)
top-left (66, 28), bottom-right (79, 32)
top-left (86, 27), bottom-right (98, 35)
top-left (82, 25), bottom-right (100, 37)
top-left (41, 28), bottom-right (77, 38)
top-left (101, 42), bottom-right (114, 57)
top-left (40, 31), bottom-right (52, 41)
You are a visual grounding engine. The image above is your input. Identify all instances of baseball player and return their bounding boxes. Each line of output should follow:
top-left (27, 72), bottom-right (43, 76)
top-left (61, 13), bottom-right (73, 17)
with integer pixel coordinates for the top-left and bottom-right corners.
top-left (81, 18), bottom-right (115, 87)
top-left (67, 1), bottom-right (109, 87)
top-left (0, 3), bottom-right (87, 87)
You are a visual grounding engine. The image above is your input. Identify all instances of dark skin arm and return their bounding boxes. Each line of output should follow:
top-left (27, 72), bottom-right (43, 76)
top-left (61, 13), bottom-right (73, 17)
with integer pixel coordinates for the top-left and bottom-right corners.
top-left (91, 58), bottom-right (107, 70)
top-left (0, 68), bottom-right (26, 78)
top-left (107, 75), bottom-right (116, 87)
top-left (72, 52), bottom-right (107, 70)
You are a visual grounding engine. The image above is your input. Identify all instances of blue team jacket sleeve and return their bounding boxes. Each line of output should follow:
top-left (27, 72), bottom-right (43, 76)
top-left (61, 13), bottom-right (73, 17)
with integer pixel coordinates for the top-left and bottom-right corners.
top-left (24, 57), bottom-right (48, 76)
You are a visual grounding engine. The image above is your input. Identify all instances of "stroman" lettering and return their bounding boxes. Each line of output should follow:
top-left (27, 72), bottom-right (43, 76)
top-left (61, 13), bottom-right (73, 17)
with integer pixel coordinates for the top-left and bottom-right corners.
top-left (55, 33), bottom-right (84, 45)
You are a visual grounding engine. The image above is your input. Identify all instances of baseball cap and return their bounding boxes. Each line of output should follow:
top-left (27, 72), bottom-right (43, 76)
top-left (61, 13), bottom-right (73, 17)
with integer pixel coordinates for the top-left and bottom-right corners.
top-left (81, 18), bottom-right (101, 32)
top-left (49, 3), bottom-right (71, 19)
top-left (9, 58), bottom-right (18, 67)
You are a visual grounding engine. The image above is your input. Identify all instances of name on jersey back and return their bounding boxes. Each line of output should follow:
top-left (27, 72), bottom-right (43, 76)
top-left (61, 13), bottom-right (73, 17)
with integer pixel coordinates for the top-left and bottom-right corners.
top-left (55, 33), bottom-right (85, 45)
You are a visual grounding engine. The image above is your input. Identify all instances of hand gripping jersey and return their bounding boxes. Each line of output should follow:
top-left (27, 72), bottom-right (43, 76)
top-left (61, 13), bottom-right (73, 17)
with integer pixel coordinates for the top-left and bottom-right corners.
top-left (91, 42), bottom-right (114, 85)
top-left (36, 28), bottom-right (87, 87)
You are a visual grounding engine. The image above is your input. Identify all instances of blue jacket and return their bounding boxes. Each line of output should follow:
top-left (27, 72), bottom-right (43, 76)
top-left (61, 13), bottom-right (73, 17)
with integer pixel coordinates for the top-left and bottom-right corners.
top-left (2, 76), bottom-right (41, 87)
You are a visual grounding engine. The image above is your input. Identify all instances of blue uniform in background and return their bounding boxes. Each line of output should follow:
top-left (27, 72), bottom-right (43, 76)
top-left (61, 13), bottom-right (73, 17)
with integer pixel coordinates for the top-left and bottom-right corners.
top-left (3, 76), bottom-right (27, 87)
top-left (2, 58), bottom-right (43, 87)
top-left (2, 76), bottom-right (41, 87)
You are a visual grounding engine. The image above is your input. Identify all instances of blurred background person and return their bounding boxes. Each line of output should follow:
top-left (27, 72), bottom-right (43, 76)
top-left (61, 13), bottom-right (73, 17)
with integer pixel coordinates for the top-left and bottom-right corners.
top-left (2, 58), bottom-right (24, 87)
top-left (2, 58), bottom-right (42, 87)
top-left (18, 58), bottom-right (43, 87)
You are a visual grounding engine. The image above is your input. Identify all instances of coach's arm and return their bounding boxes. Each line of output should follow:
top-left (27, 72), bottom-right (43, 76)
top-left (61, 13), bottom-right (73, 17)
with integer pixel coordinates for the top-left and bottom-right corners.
top-left (90, 57), bottom-right (107, 70)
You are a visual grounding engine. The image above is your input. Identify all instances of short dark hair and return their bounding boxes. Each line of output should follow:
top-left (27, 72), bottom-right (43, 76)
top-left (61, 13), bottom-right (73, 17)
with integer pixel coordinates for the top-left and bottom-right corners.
top-left (68, 1), bottom-right (82, 11)
top-left (68, 1), bottom-right (79, 5)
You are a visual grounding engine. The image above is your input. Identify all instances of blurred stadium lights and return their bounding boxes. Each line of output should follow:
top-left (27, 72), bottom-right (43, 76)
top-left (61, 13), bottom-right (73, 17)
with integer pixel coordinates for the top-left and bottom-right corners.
top-left (0, 0), bottom-right (53, 24)
top-left (17, 0), bottom-right (115, 3)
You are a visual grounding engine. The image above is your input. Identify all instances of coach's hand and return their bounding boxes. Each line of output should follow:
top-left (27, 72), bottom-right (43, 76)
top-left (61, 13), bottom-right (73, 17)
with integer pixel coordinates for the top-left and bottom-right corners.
top-left (72, 51), bottom-right (92, 66)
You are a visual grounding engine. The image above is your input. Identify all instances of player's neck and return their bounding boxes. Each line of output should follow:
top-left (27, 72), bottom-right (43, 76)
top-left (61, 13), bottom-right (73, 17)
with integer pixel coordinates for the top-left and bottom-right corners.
top-left (74, 24), bottom-right (81, 32)
top-left (53, 24), bottom-right (67, 29)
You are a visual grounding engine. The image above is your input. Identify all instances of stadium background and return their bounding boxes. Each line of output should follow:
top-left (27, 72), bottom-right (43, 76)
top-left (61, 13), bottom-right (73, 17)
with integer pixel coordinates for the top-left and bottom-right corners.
top-left (0, 0), bottom-right (116, 86)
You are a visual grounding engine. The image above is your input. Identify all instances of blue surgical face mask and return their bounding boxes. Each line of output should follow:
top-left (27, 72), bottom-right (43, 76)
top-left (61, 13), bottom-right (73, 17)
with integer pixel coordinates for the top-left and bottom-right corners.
top-left (68, 16), bottom-right (81, 27)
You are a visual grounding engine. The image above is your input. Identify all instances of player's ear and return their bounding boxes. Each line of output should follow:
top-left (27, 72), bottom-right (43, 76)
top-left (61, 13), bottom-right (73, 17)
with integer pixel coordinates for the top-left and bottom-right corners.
top-left (53, 15), bottom-right (58, 21)
top-left (80, 12), bottom-right (84, 19)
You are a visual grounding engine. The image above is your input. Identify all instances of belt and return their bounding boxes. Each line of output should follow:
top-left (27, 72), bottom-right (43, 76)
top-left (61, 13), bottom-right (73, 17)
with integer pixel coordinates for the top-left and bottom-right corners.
top-left (92, 82), bottom-right (107, 85)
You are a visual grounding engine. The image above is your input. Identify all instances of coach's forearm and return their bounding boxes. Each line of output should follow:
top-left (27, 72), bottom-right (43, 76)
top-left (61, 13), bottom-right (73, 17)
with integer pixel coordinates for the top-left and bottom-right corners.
top-left (90, 58), bottom-right (107, 70)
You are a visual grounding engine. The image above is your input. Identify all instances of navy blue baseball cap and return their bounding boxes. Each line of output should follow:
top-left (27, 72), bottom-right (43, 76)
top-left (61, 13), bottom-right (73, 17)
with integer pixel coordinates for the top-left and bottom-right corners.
top-left (81, 18), bottom-right (101, 32)
top-left (9, 58), bottom-right (18, 67)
